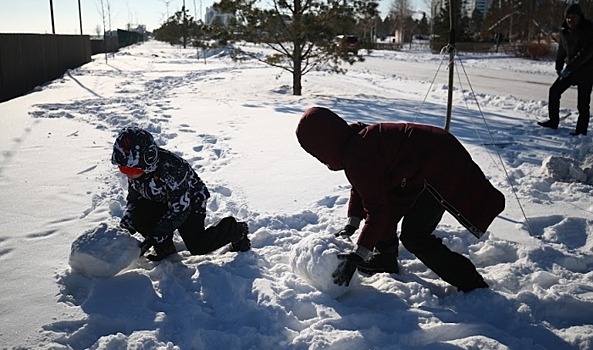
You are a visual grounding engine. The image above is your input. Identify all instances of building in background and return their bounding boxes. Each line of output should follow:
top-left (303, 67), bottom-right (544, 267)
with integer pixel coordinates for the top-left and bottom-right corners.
top-left (205, 7), bottom-right (233, 26)
top-left (463, 0), bottom-right (493, 17)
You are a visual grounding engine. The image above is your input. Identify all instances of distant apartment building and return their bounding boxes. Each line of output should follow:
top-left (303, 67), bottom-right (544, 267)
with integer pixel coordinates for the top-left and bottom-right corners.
top-left (463, 0), bottom-right (492, 17)
top-left (432, 0), bottom-right (492, 19)
top-left (205, 7), bottom-right (233, 26)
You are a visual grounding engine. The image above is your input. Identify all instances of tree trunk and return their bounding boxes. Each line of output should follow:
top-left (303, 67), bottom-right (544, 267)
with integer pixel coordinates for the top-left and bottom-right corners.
top-left (293, 58), bottom-right (302, 95)
top-left (292, 0), bottom-right (303, 96)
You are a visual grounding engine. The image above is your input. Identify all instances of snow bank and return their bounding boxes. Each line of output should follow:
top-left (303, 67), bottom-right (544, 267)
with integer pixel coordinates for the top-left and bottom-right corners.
top-left (541, 155), bottom-right (593, 184)
top-left (69, 223), bottom-right (141, 278)
top-left (290, 232), bottom-right (359, 298)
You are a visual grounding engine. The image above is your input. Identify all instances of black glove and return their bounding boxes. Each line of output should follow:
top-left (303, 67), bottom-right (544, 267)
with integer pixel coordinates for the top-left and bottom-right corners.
top-left (120, 212), bottom-right (136, 234)
top-left (138, 238), bottom-right (154, 257)
top-left (559, 68), bottom-right (570, 79)
top-left (332, 252), bottom-right (364, 286)
top-left (145, 239), bottom-right (176, 261)
top-left (334, 225), bottom-right (357, 238)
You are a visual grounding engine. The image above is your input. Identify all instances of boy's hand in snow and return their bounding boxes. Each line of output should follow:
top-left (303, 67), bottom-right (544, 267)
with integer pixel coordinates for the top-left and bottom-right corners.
top-left (120, 212), bottom-right (136, 234)
top-left (138, 238), bottom-right (154, 257)
top-left (332, 252), bottom-right (364, 286)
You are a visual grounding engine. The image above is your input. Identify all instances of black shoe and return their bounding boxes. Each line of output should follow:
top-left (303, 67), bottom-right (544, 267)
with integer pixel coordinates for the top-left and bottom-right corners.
top-left (570, 130), bottom-right (587, 136)
top-left (146, 239), bottom-right (177, 261)
top-left (357, 253), bottom-right (399, 276)
top-left (230, 222), bottom-right (251, 252)
top-left (537, 120), bottom-right (558, 129)
top-left (458, 279), bottom-right (489, 293)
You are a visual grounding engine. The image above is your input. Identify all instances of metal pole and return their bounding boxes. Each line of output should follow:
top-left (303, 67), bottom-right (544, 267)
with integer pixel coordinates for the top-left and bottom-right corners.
top-left (183, 0), bottom-right (187, 48)
top-left (49, 0), bottom-right (56, 34)
top-left (78, 0), bottom-right (83, 35)
top-left (445, 0), bottom-right (455, 131)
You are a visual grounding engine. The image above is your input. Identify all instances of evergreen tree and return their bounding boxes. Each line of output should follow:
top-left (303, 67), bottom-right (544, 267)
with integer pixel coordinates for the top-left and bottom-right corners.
top-left (417, 12), bottom-right (430, 35)
top-left (432, 0), bottom-right (469, 43)
top-left (154, 8), bottom-right (199, 46)
top-left (212, 0), bottom-right (379, 95)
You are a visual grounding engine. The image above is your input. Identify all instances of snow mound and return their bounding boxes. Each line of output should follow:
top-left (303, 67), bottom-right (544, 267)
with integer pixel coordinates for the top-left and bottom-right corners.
top-left (290, 232), bottom-right (359, 298)
top-left (69, 223), bottom-right (141, 278)
top-left (541, 155), bottom-right (589, 183)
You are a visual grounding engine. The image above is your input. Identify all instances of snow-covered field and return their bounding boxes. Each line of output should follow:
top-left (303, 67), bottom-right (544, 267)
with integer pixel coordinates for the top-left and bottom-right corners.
top-left (1, 40), bottom-right (592, 349)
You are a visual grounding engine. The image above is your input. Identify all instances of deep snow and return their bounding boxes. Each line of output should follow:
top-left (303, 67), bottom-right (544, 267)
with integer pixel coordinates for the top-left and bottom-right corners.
top-left (0, 40), bottom-right (592, 349)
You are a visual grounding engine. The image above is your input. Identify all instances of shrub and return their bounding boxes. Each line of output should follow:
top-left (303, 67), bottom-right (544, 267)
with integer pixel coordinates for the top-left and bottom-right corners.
top-left (507, 43), bottom-right (555, 60)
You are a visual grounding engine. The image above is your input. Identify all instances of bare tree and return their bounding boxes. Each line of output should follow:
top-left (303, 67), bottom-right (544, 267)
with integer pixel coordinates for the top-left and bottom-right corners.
top-left (160, 0), bottom-right (173, 18)
top-left (390, 0), bottom-right (412, 43)
top-left (96, 0), bottom-right (114, 62)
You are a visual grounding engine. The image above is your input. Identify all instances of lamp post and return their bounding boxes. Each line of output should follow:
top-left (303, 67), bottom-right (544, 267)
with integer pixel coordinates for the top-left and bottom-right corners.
top-left (78, 0), bottom-right (83, 35)
top-left (444, 0), bottom-right (455, 131)
top-left (49, 0), bottom-right (56, 34)
top-left (183, 0), bottom-right (187, 48)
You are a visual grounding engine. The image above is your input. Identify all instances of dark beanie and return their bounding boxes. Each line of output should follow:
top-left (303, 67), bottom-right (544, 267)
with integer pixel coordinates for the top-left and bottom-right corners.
top-left (565, 3), bottom-right (583, 17)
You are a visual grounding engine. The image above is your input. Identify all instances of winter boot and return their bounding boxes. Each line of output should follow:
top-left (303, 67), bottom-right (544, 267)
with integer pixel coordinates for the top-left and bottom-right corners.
top-left (357, 252), bottom-right (399, 276)
top-left (537, 120), bottom-right (558, 129)
top-left (230, 222), bottom-right (251, 252)
top-left (457, 273), bottom-right (489, 293)
top-left (146, 238), bottom-right (177, 261)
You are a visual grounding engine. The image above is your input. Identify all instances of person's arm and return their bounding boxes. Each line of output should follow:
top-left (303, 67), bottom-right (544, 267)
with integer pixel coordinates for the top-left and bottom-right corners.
top-left (562, 24), bottom-right (593, 74)
top-left (555, 36), bottom-right (567, 72)
top-left (120, 184), bottom-right (142, 233)
top-left (565, 42), bottom-right (593, 73)
top-left (151, 174), bottom-right (193, 243)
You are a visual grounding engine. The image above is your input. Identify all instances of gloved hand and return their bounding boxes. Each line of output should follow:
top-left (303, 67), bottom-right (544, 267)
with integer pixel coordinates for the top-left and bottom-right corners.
top-left (120, 212), bottom-right (136, 234)
top-left (559, 68), bottom-right (570, 79)
top-left (138, 237), bottom-right (154, 257)
top-left (332, 252), bottom-right (364, 286)
top-left (145, 239), bottom-right (176, 261)
top-left (334, 225), bottom-right (357, 238)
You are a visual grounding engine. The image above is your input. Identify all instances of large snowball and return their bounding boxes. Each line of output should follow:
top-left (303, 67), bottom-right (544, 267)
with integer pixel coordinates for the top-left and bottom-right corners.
top-left (290, 232), bottom-right (360, 298)
top-left (541, 155), bottom-right (587, 183)
top-left (69, 223), bottom-right (141, 278)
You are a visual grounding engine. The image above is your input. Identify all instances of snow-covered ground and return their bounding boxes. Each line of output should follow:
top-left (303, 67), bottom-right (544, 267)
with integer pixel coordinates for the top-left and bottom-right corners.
top-left (1, 40), bottom-right (592, 349)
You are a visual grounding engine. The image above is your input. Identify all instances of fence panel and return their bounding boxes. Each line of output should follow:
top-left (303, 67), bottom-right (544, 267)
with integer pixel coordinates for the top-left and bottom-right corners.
top-left (0, 34), bottom-right (91, 103)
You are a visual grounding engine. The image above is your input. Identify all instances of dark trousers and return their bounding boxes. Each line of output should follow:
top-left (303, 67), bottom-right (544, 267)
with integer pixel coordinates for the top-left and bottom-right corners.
top-left (399, 190), bottom-right (488, 292)
top-left (129, 199), bottom-right (243, 255)
top-left (549, 76), bottom-right (592, 133)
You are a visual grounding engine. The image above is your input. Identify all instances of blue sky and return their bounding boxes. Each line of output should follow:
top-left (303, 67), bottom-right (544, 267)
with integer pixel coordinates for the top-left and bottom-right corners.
top-left (0, 0), bottom-right (419, 35)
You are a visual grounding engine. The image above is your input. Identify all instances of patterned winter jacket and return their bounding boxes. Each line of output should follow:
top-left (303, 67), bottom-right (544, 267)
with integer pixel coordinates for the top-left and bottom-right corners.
top-left (125, 148), bottom-right (210, 243)
top-left (296, 107), bottom-right (505, 252)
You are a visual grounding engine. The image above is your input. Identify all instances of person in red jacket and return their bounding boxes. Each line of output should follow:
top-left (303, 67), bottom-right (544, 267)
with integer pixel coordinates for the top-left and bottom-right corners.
top-left (296, 107), bottom-right (505, 292)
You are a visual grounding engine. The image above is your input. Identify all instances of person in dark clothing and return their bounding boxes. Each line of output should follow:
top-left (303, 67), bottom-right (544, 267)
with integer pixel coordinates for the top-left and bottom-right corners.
top-left (111, 127), bottom-right (251, 261)
top-left (538, 3), bottom-right (593, 135)
top-left (296, 107), bottom-right (505, 292)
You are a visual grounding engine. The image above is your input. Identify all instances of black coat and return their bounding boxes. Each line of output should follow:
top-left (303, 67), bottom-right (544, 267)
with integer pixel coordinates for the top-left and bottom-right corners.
top-left (556, 17), bottom-right (593, 82)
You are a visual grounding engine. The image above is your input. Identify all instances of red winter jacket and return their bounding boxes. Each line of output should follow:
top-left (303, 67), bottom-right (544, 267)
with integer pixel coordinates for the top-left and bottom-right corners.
top-left (296, 107), bottom-right (505, 251)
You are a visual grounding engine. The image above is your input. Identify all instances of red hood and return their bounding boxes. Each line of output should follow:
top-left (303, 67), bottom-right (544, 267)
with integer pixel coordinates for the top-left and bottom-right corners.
top-left (296, 107), bottom-right (352, 170)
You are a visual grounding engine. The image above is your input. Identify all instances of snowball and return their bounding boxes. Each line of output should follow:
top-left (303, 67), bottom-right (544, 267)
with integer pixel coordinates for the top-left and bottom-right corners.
top-left (69, 223), bottom-right (141, 278)
top-left (290, 232), bottom-right (359, 298)
top-left (541, 156), bottom-right (587, 183)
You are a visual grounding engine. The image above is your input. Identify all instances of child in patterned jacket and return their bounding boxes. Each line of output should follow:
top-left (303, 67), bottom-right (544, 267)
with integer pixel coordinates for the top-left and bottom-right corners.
top-left (111, 127), bottom-right (250, 261)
